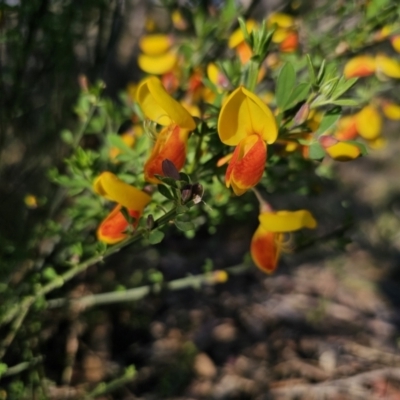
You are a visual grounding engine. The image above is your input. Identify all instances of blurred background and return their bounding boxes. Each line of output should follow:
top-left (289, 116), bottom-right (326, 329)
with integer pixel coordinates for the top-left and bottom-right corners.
top-left (2, 0), bottom-right (400, 399)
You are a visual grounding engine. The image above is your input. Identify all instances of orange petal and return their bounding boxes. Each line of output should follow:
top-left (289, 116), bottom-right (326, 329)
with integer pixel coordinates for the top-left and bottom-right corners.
top-left (343, 55), bottom-right (376, 78)
top-left (250, 225), bottom-right (281, 274)
top-left (97, 204), bottom-right (140, 244)
top-left (279, 31), bottom-right (299, 52)
top-left (225, 135), bottom-right (266, 196)
top-left (144, 124), bottom-right (189, 183)
top-left (236, 41), bottom-right (253, 64)
top-left (334, 115), bottom-right (358, 140)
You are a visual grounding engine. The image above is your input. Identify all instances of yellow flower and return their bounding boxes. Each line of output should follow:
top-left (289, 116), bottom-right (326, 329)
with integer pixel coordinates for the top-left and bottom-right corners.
top-left (137, 76), bottom-right (196, 183)
top-left (251, 209), bottom-right (316, 273)
top-left (218, 86), bottom-right (277, 195)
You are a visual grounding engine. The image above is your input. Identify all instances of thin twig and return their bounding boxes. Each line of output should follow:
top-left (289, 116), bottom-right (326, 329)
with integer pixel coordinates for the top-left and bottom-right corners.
top-left (47, 263), bottom-right (249, 310)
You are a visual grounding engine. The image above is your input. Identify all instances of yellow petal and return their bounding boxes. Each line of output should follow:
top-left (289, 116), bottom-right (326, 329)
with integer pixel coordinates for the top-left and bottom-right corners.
top-left (343, 55), bottom-right (376, 78)
top-left (382, 101), bottom-right (400, 120)
top-left (268, 13), bottom-right (295, 29)
top-left (271, 27), bottom-right (289, 44)
top-left (259, 210), bottom-right (317, 232)
top-left (325, 142), bottom-right (361, 161)
top-left (139, 34), bottom-right (173, 56)
top-left (218, 86), bottom-right (278, 146)
top-left (228, 19), bottom-right (257, 48)
top-left (375, 54), bottom-right (400, 78)
top-left (391, 35), bottom-right (400, 53)
top-left (93, 172), bottom-right (151, 211)
top-left (137, 76), bottom-right (196, 130)
top-left (355, 105), bottom-right (382, 140)
top-left (138, 52), bottom-right (177, 75)
top-left (367, 137), bottom-right (387, 149)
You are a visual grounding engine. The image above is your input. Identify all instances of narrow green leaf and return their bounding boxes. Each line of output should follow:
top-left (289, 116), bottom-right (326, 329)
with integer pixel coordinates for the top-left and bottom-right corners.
top-left (108, 134), bottom-right (135, 155)
top-left (306, 55), bottom-right (316, 85)
top-left (148, 230), bottom-right (165, 244)
top-left (315, 107), bottom-right (342, 136)
top-left (284, 83), bottom-right (311, 110)
top-left (276, 62), bottom-right (296, 110)
top-left (317, 59), bottom-right (326, 84)
top-left (174, 220), bottom-right (195, 231)
top-left (329, 99), bottom-right (359, 106)
top-left (157, 184), bottom-right (175, 200)
top-left (331, 77), bottom-right (358, 100)
top-left (308, 143), bottom-right (326, 160)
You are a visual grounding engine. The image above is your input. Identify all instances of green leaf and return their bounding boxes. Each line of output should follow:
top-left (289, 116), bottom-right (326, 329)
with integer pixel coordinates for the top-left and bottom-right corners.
top-left (314, 107), bottom-right (342, 136)
top-left (308, 143), bottom-right (326, 160)
top-left (331, 77), bottom-right (358, 100)
top-left (157, 184), bottom-right (175, 200)
top-left (174, 220), bottom-right (195, 231)
top-left (0, 363), bottom-right (8, 378)
top-left (285, 83), bottom-right (311, 110)
top-left (276, 62), bottom-right (296, 110)
top-left (306, 55), bottom-right (317, 85)
top-left (148, 230), bottom-right (165, 244)
top-left (108, 134), bottom-right (135, 155)
top-left (367, 0), bottom-right (391, 19)
top-left (329, 99), bottom-right (359, 106)
top-left (317, 59), bottom-right (326, 84)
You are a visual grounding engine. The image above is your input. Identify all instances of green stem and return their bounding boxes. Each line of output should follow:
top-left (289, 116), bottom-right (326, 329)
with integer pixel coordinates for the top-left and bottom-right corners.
top-left (0, 206), bottom-right (185, 356)
top-left (47, 263), bottom-right (249, 310)
top-left (189, 134), bottom-right (204, 175)
top-left (245, 59), bottom-right (260, 92)
top-left (83, 365), bottom-right (136, 399)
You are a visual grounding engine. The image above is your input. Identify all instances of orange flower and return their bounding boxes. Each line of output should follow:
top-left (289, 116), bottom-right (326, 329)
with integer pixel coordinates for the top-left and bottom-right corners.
top-left (218, 86), bottom-right (277, 195)
top-left (251, 209), bottom-right (317, 273)
top-left (228, 19), bottom-right (257, 64)
top-left (94, 172), bottom-right (151, 244)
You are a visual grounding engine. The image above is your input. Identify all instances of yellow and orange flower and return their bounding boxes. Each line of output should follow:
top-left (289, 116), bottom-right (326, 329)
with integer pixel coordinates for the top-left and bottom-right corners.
top-left (251, 209), bottom-right (317, 273)
top-left (137, 76), bottom-right (196, 183)
top-left (267, 13), bottom-right (299, 53)
top-left (218, 86), bottom-right (278, 195)
top-left (228, 19), bottom-right (257, 64)
top-left (344, 54), bottom-right (400, 79)
top-left (94, 172), bottom-right (151, 244)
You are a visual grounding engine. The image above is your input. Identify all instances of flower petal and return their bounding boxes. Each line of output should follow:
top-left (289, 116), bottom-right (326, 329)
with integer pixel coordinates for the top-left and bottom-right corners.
top-left (382, 101), bottom-right (400, 120)
top-left (279, 31), bottom-right (299, 52)
top-left (93, 172), bottom-right (151, 211)
top-left (139, 34), bottom-right (173, 56)
top-left (97, 204), bottom-right (140, 244)
top-left (138, 52), bottom-right (177, 75)
top-left (137, 76), bottom-right (196, 130)
top-left (144, 124), bottom-right (189, 183)
top-left (250, 225), bottom-right (281, 274)
top-left (355, 105), bottom-right (381, 140)
top-left (325, 142), bottom-right (361, 161)
top-left (226, 134), bottom-right (266, 196)
top-left (376, 54), bottom-right (400, 78)
top-left (259, 210), bottom-right (317, 232)
top-left (218, 87), bottom-right (278, 146)
top-left (343, 55), bottom-right (376, 78)
top-left (268, 13), bottom-right (295, 29)
top-left (228, 19), bottom-right (257, 48)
